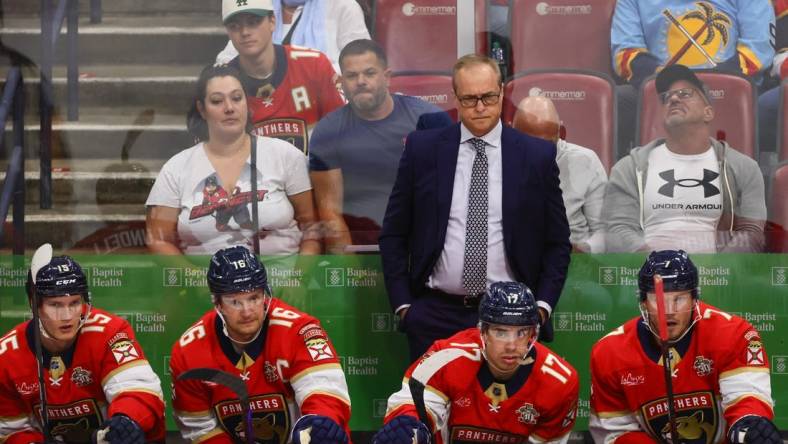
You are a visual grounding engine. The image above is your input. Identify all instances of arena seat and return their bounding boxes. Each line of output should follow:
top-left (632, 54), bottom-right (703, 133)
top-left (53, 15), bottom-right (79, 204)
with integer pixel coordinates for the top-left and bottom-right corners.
top-left (503, 70), bottom-right (617, 172)
top-left (637, 71), bottom-right (758, 159)
top-left (779, 80), bottom-right (788, 161)
top-left (767, 163), bottom-right (788, 253)
top-left (508, 0), bottom-right (616, 77)
top-left (373, 0), bottom-right (487, 71)
top-left (389, 71), bottom-right (457, 119)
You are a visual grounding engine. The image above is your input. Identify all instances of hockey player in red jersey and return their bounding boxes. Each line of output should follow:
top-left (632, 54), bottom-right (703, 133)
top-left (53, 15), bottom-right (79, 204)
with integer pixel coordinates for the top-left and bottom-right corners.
top-left (590, 250), bottom-right (781, 444)
top-left (0, 254), bottom-right (165, 444)
top-left (374, 282), bottom-right (579, 444)
top-left (170, 245), bottom-right (351, 444)
top-left (221, 0), bottom-right (345, 155)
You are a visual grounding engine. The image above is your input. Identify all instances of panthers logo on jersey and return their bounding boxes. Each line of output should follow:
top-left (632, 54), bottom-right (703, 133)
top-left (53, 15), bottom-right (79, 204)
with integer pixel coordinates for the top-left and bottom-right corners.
top-left (641, 391), bottom-right (719, 444)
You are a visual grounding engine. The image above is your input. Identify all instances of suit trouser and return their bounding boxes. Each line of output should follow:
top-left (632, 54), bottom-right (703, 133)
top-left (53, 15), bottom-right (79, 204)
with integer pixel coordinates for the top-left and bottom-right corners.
top-left (401, 289), bottom-right (480, 363)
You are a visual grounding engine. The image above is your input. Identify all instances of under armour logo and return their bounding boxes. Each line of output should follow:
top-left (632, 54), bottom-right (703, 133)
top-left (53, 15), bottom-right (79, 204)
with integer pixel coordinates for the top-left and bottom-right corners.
top-left (236, 0), bottom-right (248, 6)
top-left (658, 169), bottom-right (720, 198)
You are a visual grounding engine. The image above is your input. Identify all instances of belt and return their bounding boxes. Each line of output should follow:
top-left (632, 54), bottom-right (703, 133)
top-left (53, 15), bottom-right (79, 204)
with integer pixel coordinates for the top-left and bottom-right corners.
top-left (424, 288), bottom-right (482, 308)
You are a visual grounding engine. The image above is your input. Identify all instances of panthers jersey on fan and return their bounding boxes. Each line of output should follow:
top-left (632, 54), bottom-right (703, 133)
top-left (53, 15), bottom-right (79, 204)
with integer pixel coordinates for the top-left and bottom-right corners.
top-left (0, 308), bottom-right (165, 444)
top-left (589, 302), bottom-right (773, 444)
top-left (230, 44), bottom-right (345, 155)
top-left (384, 328), bottom-right (579, 444)
top-left (170, 298), bottom-right (351, 444)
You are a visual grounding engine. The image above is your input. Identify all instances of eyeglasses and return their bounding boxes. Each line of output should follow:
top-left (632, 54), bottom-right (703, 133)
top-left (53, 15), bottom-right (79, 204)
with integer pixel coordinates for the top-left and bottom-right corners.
top-left (456, 90), bottom-right (502, 108)
top-left (659, 87), bottom-right (699, 104)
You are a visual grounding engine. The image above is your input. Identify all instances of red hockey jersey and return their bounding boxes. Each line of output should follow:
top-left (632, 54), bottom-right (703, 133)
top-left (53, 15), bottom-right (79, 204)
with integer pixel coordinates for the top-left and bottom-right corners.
top-left (231, 45), bottom-right (345, 156)
top-left (384, 328), bottom-right (579, 444)
top-left (0, 308), bottom-right (165, 443)
top-left (589, 302), bottom-right (773, 444)
top-left (170, 299), bottom-right (351, 444)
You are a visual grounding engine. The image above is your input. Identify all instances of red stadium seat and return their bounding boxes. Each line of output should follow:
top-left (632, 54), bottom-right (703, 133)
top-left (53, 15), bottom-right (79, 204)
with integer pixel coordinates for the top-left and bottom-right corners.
top-left (767, 163), bottom-right (788, 253)
top-left (373, 0), bottom-right (487, 71)
top-left (503, 70), bottom-right (617, 173)
top-left (509, 0), bottom-right (616, 77)
top-left (779, 80), bottom-right (788, 161)
top-left (389, 71), bottom-right (457, 119)
top-left (637, 72), bottom-right (758, 159)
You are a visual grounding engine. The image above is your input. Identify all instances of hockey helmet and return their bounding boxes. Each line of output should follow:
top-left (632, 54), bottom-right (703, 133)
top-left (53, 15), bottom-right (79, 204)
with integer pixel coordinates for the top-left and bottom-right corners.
top-left (638, 250), bottom-right (699, 300)
top-left (478, 281), bottom-right (540, 327)
top-left (207, 246), bottom-right (270, 297)
top-left (26, 256), bottom-right (90, 304)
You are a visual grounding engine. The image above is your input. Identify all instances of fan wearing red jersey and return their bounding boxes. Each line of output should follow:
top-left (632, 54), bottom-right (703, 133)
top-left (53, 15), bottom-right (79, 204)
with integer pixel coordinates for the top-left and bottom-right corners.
top-left (589, 250), bottom-right (780, 444)
top-left (170, 246), bottom-right (351, 444)
top-left (0, 255), bottom-right (165, 444)
top-left (374, 282), bottom-right (579, 444)
top-left (221, 0), bottom-right (345, 155)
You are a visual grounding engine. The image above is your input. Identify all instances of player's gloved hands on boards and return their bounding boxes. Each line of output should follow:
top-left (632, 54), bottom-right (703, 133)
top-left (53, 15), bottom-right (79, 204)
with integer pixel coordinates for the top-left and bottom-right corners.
top-left (373, 415), bottom-right (431, 444)
top-left (291, 414), bottom-right (348, 444)
top-left (728, 415), bottom-right (781, 444)
top-left (92, 414), bottom-right (145, 444)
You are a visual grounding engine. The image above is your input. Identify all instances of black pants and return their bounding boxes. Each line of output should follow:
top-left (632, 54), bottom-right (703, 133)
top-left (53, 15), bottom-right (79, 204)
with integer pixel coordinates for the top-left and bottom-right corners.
top-left (400, 289), bottom-right (480, 363)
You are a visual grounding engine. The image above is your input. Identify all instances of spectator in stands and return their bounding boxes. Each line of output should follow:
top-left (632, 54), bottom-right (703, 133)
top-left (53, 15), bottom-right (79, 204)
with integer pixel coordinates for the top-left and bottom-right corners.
top-left (611, 0), bottom-right (775, 154)
top-left (512, 96), bottom-right (607, 253)
top-left (603, 65), bottom-right (766, 253)
top-left (309, 39), bottom-right (449, 253)
top-left (145, 64), bottom-right (320, 255)
top-left (757, 0), bottom-right (787, 155)
top-left (216, 0), bottom-right (370, 73)
top-left (219, 0), bottom-right (345, 154)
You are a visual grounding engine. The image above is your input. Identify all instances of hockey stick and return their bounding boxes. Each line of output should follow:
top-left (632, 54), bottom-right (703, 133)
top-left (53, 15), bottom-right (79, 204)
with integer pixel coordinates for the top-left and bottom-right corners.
top-left (654, 275), bottom-right (679, 443)
top-left (408, 348), bottom-right (476, 440)
top-left (30, 243), bottom-right (53, 443)
top-left (179, 368), bottom-right (253, 444)
top-left (250, 135), bottom-right (260, 256)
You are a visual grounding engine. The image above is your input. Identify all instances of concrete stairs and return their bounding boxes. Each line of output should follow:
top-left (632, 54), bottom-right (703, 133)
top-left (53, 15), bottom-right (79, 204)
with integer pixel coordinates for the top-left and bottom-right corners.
top-left (0, 1), bottom-right (227, 252)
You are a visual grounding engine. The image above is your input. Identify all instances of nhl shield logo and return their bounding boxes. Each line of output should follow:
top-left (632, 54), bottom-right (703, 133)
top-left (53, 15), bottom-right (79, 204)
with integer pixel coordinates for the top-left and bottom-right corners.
top-left (516, 403), bottom-right (539, 425)
top-left (692, 356), bottom-right (713, 377)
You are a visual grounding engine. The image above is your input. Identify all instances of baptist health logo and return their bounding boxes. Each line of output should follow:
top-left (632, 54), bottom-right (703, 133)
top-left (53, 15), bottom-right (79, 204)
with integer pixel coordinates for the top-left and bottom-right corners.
top-left (325, 268), bottom-right (345, 287)
top-left (163, 268), bottom-right (182, 287)
top-left (773, 356), bottom-right (788, 375)
top-left (599, 267), bottom-right (618, 285)
top-left (554, 312), bottom-right (573, 331)
top-left (371, 313), bottom-right (397, 332)
top-left (772, 267), bottom-right (787, 286)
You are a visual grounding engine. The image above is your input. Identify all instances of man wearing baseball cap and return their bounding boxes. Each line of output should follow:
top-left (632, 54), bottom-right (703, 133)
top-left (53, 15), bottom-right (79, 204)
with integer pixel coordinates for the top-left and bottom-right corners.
top-left (603, 64), bottom-right (766, 253)
top-left (219, 0), bottom-right (345, 155)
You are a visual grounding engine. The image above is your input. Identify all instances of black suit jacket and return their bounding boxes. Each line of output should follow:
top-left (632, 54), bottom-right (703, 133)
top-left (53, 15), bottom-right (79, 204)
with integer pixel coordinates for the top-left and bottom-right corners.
top-left (379, 122), bottom-right (571, 334)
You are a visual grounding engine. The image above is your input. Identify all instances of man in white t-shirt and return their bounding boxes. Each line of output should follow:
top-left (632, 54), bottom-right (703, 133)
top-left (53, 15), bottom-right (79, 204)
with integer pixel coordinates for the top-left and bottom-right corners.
top-left (603, 64), bottom-right (766, 253)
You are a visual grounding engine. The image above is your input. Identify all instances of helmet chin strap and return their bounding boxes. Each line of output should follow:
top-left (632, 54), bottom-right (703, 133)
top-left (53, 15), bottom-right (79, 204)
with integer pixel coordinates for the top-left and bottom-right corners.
top-left (640, 300), bottom-right (701, 344)
top-left (214, 293), bottom-right (272, 346)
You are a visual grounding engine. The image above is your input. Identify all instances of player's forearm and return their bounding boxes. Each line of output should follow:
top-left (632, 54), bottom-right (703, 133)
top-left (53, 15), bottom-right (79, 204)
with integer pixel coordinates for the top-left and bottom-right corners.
top-left (108, 392), bottom-right (164, 434)
top-left (5, 429), bottom-right (45, 444)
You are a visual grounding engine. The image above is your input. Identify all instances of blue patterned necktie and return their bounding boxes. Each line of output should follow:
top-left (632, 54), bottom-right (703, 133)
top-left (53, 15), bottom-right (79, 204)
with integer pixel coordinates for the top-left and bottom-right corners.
top-left (462, 138), bottom-right (489, 296)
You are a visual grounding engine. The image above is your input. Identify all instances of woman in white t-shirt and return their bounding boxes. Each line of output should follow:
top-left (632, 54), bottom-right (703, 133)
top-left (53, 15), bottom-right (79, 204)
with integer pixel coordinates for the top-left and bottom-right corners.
top-left (146, 65), bottom-right (320, 255)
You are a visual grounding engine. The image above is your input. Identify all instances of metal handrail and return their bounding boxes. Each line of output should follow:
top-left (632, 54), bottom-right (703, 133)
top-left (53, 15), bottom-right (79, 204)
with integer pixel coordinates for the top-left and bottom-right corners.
top-left (0, 67), bottom-right (27, 254)
top-left (39, 0), bottom-right (80, 209)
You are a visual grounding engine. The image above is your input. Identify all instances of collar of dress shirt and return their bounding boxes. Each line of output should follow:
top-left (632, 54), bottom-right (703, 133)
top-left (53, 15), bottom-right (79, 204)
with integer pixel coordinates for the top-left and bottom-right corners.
top-left (459, 120), bottom-right (503, 149)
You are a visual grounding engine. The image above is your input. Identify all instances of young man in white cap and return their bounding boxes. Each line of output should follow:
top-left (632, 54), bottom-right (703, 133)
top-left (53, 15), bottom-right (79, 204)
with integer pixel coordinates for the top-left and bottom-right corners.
top-left (220, 0), bottom-right (345, 155)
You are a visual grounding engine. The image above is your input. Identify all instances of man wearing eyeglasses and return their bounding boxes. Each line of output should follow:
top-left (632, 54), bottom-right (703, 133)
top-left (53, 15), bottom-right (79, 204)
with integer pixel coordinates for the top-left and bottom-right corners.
top-left (170, 246), bottom-right (351, 444)
top-left (604, 64), bottom-right (766, 253)
top-left (380, 54), bottom-right (571, 361)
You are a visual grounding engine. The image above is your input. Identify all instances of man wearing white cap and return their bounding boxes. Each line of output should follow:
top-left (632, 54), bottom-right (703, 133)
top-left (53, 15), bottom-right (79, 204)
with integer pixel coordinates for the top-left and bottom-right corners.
top-left (220, 0), bottom-right (345, 155)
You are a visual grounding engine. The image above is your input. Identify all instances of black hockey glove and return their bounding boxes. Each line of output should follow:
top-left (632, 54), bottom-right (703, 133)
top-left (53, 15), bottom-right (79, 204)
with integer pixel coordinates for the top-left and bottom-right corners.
top-left (291, 414), bottom-right (348, 444)
top-left (728, 415), bottom-right (781, 444)
top-left (92, 414), bottom-right (145, 444)
top-left (373, 415), bottom-right (431, 444)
